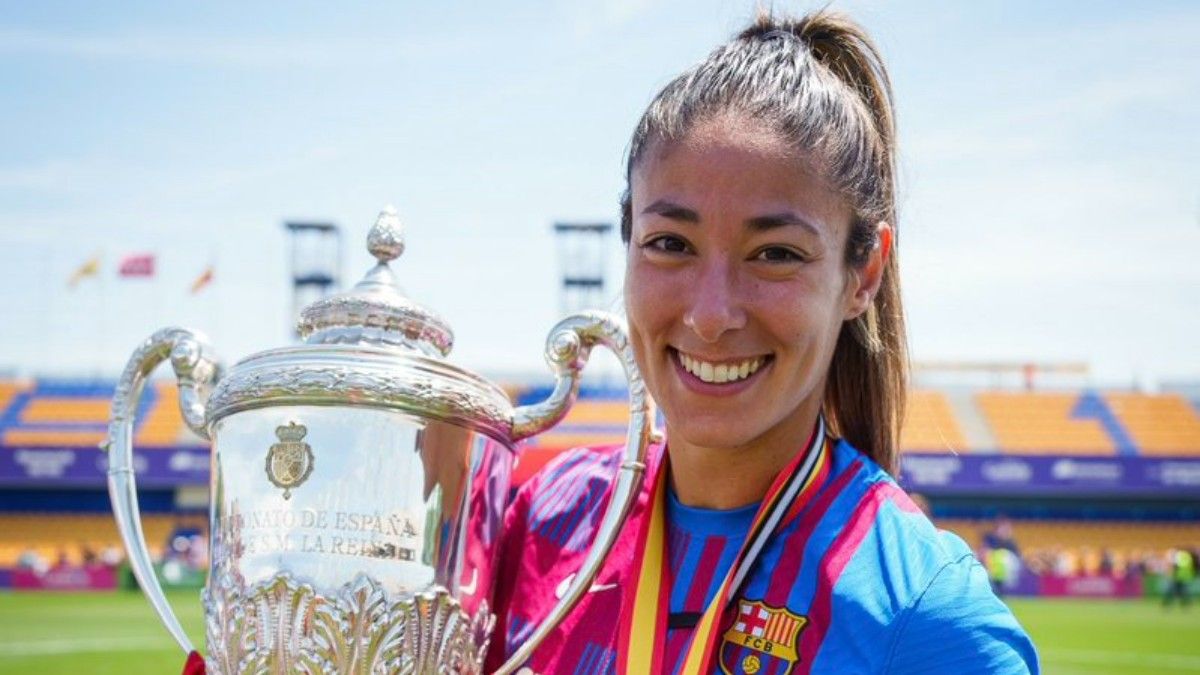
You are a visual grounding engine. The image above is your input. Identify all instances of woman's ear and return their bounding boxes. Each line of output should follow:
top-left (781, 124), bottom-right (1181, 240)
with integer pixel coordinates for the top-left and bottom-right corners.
top-left (844, 221), bottom-right (891, 320)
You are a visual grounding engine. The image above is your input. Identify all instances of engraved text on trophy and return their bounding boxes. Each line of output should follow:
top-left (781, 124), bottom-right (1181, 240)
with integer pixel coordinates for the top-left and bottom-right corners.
top-left (221, 505), bottom-right (424, 563)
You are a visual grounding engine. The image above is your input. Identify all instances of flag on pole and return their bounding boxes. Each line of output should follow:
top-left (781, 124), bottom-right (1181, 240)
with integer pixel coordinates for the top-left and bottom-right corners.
top-left (189, 266), bottom-right (214, 294)
top-left (68, 256), bottom-right (101, 288)
top-left (118, 253), bottom-right (155, 278)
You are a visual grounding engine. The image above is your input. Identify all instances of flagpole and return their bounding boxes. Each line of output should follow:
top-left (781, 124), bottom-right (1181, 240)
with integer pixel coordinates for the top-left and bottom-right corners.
top-left (210, 247), bottom-right (219, 350)
top-left (38, 245), bottom-right (51, 376)
top-left (97, 248), bottom-right (108, 379)
top-left (154, 247), bottom-right (164, 333)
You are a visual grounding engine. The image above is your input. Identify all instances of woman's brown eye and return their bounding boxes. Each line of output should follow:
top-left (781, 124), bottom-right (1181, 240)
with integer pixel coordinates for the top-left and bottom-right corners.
top-left (646, 235), bottom-right (688, 253)
top-left (755, 246), bottom-right (803, 263)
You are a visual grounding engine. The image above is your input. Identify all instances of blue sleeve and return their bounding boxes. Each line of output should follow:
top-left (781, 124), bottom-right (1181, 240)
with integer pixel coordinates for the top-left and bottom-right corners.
top-left (884, 553), bottom-right (1040, 674)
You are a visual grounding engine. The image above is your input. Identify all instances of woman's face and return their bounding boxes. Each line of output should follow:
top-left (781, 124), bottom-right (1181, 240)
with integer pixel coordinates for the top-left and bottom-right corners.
top-left (624, 117), bottom-right (879, 454)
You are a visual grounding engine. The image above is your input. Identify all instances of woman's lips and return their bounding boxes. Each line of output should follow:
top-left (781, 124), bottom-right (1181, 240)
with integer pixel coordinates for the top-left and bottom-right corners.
top-left (671, 348), bottom-right (772, 396)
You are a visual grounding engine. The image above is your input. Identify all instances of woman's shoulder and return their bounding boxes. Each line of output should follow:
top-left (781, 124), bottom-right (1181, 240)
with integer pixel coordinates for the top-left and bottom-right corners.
top-left (879, 550), bottom-right (1040, 674)
top-left (824, 441), bottom-right (1039, 673)
top-left (830, 439), bottom-right (970, 565)
top-left (830, 442), bottom-right (991, 606)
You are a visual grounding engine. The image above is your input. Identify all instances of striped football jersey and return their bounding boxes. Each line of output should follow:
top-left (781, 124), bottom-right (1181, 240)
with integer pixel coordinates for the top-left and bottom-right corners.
top-left (484, 439), bottom-right (1039, 674)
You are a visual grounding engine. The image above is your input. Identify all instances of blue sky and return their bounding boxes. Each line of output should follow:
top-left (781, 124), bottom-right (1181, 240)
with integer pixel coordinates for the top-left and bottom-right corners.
top-left (0, 1), bottom-right (1197, 386)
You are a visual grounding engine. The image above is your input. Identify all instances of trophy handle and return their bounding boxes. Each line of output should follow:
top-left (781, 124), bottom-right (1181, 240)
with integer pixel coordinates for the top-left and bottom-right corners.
top-left (103, 327), bottom-right (222, 655)
top-left (502, 311), bottom-right (655, 675)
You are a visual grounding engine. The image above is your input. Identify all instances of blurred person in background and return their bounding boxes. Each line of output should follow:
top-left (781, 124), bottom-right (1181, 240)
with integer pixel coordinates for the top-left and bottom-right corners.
top-left (1053, 547), bottom-right (1077, 577)
top-left (80, 542), bottom-right (97, 566)
top-left (485, 9), bottom-right (1037, 674)
top-left (1162, 547), bottom-right (1195, 608)
top-left (16, 547), bottom-right (46, 574)
top-left (981, 515), bottom-right (1024, 593)
top-left (984, 516), bottom-right (1021, 558)
top-left (1098, 547), bottom-right (1115, 576)
top-left (187, 533), bottom-right (208, 570)
top-left (986, 546), bottom-right (1021, 597)
top-left (99, 543), bottom-right (123, 568)
top-left (1125, 549), bottom-right (1148, 581)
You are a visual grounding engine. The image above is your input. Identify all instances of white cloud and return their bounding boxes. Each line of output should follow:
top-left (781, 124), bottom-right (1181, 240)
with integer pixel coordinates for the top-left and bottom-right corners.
top-left (0, 27), bottom-right (467, 68)
top-left (559, 0), bottom-right (663, 38)
top-left (908, 72), bottom-right (1191, 165)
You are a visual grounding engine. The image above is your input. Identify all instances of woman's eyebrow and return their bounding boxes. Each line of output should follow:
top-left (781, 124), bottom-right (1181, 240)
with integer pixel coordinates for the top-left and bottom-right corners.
top-left (642, 201), bottom-right (821, 236)
top-left (747, 212), bottom-right (820, 235)
top-left (642, 199), bottom-right (699, 222)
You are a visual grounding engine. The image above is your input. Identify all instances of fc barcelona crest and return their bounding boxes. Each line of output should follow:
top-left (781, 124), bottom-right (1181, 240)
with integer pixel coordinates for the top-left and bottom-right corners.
top-left (719, 599), bottom-right (807, 675)
top-left (265, 421), bottom-right (314, 499)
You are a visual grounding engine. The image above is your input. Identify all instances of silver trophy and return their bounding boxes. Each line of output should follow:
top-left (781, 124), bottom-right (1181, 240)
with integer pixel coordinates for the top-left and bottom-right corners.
top-left (105, 206), bottom-right (651, 674)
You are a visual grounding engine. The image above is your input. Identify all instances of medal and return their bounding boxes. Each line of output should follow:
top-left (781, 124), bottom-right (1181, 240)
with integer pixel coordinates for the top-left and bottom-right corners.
top-left (618, 416), bottom-right (829, 674)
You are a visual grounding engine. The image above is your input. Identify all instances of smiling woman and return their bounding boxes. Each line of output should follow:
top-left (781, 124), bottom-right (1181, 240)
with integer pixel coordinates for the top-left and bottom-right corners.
top-left (487, 9), bottom-right (1038, 675)
top-left (624, 120), bottom-right (879, 511)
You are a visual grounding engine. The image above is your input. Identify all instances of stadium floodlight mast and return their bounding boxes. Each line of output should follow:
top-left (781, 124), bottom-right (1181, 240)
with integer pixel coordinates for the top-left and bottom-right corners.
top-left (553, 221), bottom-right (613, 317)
top-left (284, 221), bottom-right (342, 337)
top-left (554, 221), bottom-right (620, 389)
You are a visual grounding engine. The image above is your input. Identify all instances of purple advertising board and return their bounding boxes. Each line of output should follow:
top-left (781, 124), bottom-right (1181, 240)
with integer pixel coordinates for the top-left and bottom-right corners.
top-left (900, 453), bottom-right (1200, 498)
top-left (3, 445), bottom-right (1200, 498)
top-left (10, 566), bottom-right (118, 591)
top-left (1040, 574), bottom-right (1143, 599)
top-left (0, 446), bottom-right (210, 488)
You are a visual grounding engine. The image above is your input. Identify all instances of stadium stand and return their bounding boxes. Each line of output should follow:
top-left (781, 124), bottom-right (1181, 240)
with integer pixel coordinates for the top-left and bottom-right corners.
top-left (0, 513), bottom-right (206, 567)
top-left (899, 390), bottom-right (968, 452)
top-left (133, 382), bottom-right (187, 446)
top-left (0, 379), bottom-right (197, 448)
top-left (1, 377), bottom-right (1198, 594)
top-left (1104, 392), bottom-right (1200, 456)
top-left (937, 518), bottom-right (1200, 578)
top-left (975, 391), bottom-right (1119, 455)
top-left (1, 379), bottom-right (1198, 456)
top-left (0, 380), bottom-right (29, 418)
top-left (940, 518), bottom-right (1200, 553)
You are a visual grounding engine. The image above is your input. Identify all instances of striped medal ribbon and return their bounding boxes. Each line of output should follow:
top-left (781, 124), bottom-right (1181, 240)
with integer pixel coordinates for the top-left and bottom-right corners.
top-left (619, 416), bottom-right (829, 674)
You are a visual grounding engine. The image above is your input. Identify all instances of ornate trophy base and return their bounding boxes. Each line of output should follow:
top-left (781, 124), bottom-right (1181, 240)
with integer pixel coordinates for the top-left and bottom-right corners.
top-left (202, 572), bottom-right (494, 674)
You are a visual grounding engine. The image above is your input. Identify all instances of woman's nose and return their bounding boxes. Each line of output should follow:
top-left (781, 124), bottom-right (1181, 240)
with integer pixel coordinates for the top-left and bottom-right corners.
top-left (683, 262), bottom-right (746, 343)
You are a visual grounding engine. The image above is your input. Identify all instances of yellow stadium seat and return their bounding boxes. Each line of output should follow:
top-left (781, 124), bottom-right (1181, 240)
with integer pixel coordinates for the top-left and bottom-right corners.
top-left (900, 390), bottom-right (968, 452)
top-left (559, 400), bottom-right (630, 426)
top-left (976, 392), bottom-right (1115, 455)
top-left (20, 398), bottom-right (110, 423)
top-left (135, 382), bottom-right (187, 446)
top-left (936, 518), bottom-right (1200, 553)
top-left (0, 381), bottom-right (30, 418)
top-left (3, 429), bottom-right (107, 446)
top-left (0, 513), bottom-right (207, 566)
top-left (1104, 393), bottom-right (1200, 456)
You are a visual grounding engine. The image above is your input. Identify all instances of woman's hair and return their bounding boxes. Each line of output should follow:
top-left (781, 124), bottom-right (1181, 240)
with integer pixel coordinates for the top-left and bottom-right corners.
top-left (620, 10), bottom-right (908, 474)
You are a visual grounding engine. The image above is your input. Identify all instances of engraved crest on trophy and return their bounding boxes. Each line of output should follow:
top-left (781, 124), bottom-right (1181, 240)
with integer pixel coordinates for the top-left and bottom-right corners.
top-left (264, 421), bottom-right (313, 499)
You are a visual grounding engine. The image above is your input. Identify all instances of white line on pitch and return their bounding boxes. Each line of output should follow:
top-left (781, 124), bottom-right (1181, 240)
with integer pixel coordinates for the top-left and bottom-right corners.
top-left (1044, 648), bottom-right (1200, 671)
top-left (0, 636), bottom-right (172, 657)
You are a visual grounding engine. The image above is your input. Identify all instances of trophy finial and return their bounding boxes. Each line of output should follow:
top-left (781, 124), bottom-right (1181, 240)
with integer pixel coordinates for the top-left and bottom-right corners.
top-left (297, 204), bottom-right (454, 357)
top-left (367, 205), bottom-right (405, 263)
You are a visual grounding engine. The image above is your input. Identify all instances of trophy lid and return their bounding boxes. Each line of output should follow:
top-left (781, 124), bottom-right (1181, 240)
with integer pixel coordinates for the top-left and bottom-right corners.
top-left (204, 205), bottom-right (514, 443)
top-left (297, 206), bottom-right (454, 357)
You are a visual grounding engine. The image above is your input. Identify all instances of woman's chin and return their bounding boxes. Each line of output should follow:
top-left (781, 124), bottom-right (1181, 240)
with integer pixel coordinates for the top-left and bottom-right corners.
top-left (665, 422), bottom-right (759, 453)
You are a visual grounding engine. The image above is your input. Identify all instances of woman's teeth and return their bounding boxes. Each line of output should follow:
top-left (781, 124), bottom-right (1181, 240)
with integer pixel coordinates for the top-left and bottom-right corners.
top-left (678, 352), bottom-right (764, 384)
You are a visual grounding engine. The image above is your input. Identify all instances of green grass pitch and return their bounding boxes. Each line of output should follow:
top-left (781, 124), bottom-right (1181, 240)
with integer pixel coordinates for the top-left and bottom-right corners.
top-left (0, 591), bottom-right (1197, 673)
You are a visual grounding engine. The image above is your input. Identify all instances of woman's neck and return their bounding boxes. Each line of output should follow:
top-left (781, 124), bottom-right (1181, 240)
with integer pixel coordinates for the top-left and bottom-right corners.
top-left (666, 407), bottom-right (822, 510)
